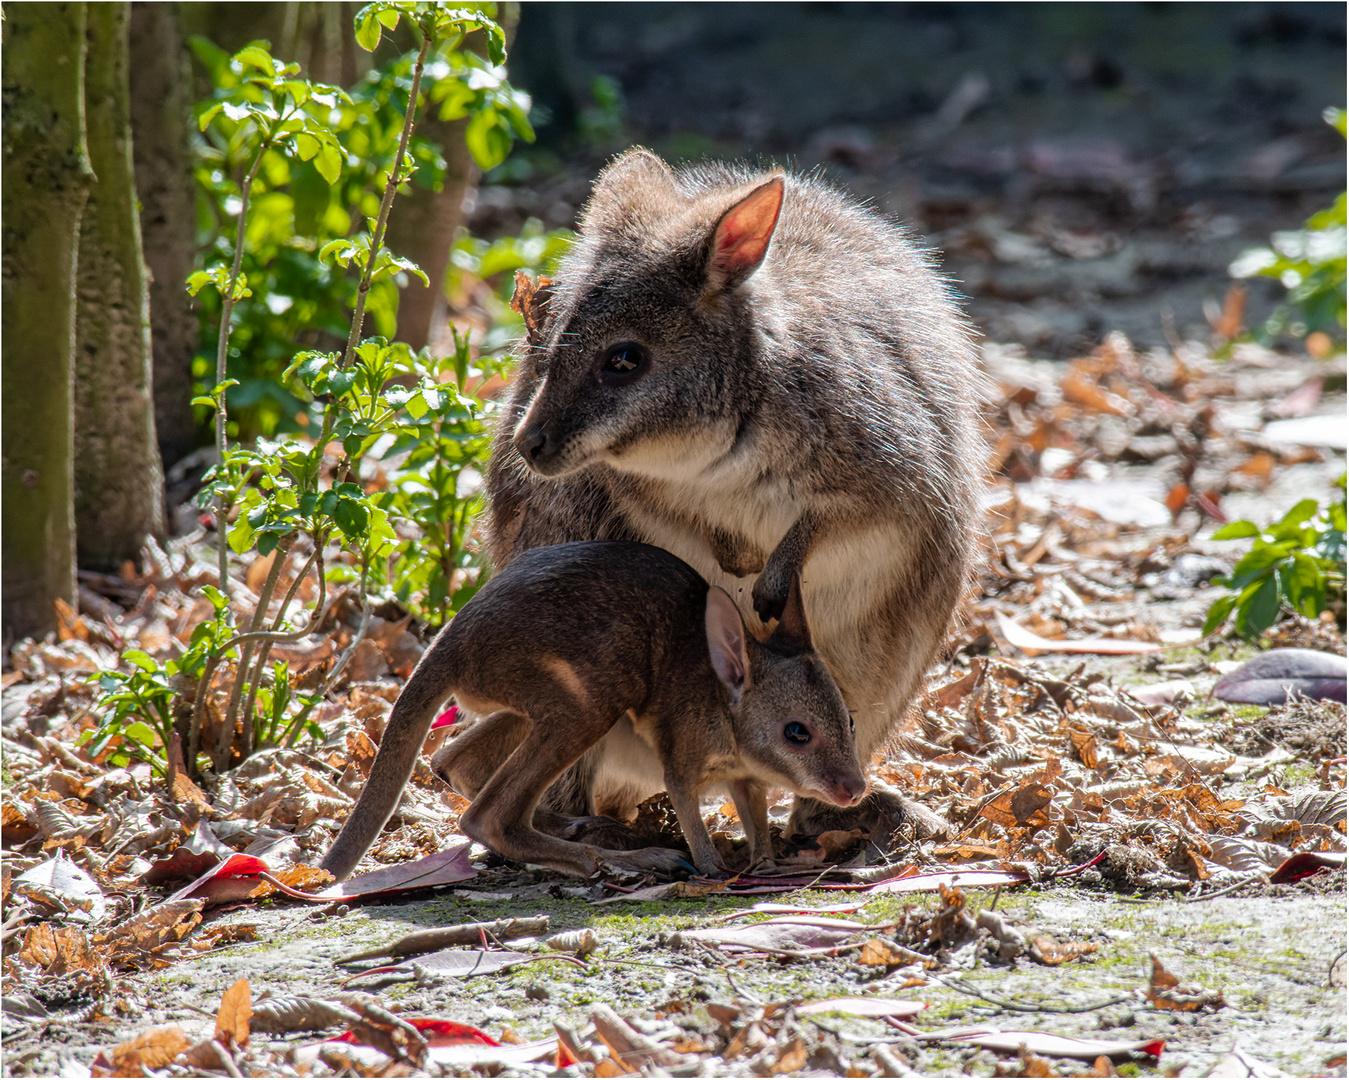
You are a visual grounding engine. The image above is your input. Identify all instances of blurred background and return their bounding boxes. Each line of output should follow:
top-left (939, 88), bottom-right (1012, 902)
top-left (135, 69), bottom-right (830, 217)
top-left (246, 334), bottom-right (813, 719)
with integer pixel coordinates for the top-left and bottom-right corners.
top-left (190, 1), bottom-right (1347, 369)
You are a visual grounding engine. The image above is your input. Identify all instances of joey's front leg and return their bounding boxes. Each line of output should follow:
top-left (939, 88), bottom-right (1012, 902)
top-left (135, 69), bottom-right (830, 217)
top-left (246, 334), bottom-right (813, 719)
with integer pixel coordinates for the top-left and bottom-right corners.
top-left (664, 778), bottom-right (723, 876)
top-left (730, 779), bottom-right (773, 867)
top-left (752, 511), bottom-right (819, 623)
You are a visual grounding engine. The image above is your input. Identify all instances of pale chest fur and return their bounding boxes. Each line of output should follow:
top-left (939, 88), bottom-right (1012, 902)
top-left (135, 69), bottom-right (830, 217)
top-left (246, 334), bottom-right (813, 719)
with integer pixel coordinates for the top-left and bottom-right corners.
top-left (622, 471), bottom-right (917, 666)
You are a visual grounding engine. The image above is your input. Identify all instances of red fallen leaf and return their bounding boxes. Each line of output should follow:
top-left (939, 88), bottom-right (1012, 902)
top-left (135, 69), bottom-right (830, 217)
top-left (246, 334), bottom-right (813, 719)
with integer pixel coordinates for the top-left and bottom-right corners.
top-left (167, 854), bottom-right (334, 906)
top-left (142, 847), bottom-right (223, 887)
top-left (1269, 851), bottom-right (1347, 884)
top-left (334, 1019), bottom-right (498, 1047)
top-left (556, 1037), bottom-right (579, 1068)
top-left (432, 705), bottom-right (460, 730)
top-left (317, 844), bottom-right (477, 900)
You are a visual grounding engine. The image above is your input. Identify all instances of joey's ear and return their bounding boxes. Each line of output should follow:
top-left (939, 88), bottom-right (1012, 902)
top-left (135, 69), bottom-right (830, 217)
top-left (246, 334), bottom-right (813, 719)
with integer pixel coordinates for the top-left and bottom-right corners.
top-left (705, 586), bottom-right (750, 704)
top-left (766, 572), bottom-right (812, 652)
top-left (705, 174), bottom-right (785, 294)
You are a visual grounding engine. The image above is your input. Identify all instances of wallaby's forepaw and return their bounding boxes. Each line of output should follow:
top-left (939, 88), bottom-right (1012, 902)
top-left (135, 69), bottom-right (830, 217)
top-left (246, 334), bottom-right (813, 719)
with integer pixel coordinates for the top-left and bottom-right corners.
top-left (597, 847), bottom-right (696, 879)
top-left (751, 568), bottom-right (790, 624)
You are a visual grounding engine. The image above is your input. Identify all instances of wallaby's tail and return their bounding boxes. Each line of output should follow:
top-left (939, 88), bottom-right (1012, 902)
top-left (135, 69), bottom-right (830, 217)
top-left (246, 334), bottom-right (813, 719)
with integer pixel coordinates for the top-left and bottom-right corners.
top-left (320, 634), bottom-right (456, 880)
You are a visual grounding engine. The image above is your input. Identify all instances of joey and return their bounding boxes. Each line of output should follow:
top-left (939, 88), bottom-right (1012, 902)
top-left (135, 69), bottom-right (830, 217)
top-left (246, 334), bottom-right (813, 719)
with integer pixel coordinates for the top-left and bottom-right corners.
top-left (320, 541), bottom-right (864, 881)
top-left (489, 149), bottom-right (984, 845)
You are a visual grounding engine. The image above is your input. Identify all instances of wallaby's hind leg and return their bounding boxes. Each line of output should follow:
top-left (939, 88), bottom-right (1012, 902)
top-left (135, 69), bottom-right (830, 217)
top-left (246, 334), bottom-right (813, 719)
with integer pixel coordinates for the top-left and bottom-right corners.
top-left (460, 713), bottom-right (692, 879)
top-left (430, 710), bottom-right (530, 800)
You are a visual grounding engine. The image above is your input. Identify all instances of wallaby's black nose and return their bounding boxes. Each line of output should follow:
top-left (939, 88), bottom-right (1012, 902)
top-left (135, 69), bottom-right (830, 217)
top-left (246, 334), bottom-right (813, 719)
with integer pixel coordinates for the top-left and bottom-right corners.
top-left (516, 425), bottom-right (548, 462)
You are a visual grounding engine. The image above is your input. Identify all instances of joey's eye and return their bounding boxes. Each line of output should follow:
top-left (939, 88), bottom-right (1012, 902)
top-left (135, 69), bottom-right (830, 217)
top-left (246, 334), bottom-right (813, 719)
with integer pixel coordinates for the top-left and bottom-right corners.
top-left (597, 342), bottom-right (649, 384)
top-left (784, 722), bottom-right (811, 745)
top-left (849, 716), bottom-right (855, 735)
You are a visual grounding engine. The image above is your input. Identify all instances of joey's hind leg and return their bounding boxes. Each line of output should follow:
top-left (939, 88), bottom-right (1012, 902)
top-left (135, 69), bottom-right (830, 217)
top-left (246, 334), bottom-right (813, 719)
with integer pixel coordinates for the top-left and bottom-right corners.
top-left (430, 710), bottom-right (530, 800)
top-left (460, 712), bottom-right (692, 879)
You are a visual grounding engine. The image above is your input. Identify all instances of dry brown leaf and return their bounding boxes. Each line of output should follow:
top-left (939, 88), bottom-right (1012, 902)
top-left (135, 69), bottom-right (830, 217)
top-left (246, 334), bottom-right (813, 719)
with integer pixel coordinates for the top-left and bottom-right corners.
top-left (1068, 725), bottom-right (1099, 769)
top-left (214, 977), bottom-right (251, 1050)
top-left (772, 1037), bottom-right (809, 1074)
top-left (109, 1026), bottom-right (191, 1074)
top-left (858, 937), bottom-right (912, 968)
top-left (1029, 933), bottom-right (1100, 965)
top-left (1020, 1046), bottom-right (1058, 1077)
top-left (18, 922), bottom-right (104, 976)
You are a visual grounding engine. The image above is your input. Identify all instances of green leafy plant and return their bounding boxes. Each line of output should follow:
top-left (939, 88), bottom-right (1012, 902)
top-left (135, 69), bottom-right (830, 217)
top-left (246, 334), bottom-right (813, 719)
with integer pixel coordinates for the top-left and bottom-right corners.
top-left (1230, 107), bottom-right (1347, 347)
top-left (88, 2), bottom-right (543, 781)
top-left (188, 3), bottom-right (532, 439)
top-left (1204, 476), bottom-right (1347, 641)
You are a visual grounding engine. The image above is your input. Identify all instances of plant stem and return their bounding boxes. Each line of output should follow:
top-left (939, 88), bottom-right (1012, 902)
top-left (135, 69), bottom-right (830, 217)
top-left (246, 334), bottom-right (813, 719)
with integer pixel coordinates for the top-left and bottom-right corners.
top-left (338, 32), bottom-right (432, 369)
top-left (212, 147), bottom-right (268, 597)
top-left (223, 534), bottom-right (293, 762)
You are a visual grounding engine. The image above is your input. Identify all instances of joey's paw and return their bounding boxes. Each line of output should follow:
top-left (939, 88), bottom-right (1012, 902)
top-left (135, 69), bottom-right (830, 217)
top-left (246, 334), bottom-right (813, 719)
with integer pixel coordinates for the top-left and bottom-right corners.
top-left (751, 570), bottom-right (789, 624)
top-left (597, 847), bottom-right (695, 879)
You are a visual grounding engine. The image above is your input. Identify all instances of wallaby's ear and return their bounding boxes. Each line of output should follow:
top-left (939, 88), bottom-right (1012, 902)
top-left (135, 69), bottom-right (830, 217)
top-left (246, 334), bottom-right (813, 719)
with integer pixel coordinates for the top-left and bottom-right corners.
top-left (705, 586), bottom-right (750, 704)
top-left (705, 174), bottom-right (785, 294)
top-left (594, 147), bottom-right (677, 196)
top-left (766, 572), bottom-right (812, 652)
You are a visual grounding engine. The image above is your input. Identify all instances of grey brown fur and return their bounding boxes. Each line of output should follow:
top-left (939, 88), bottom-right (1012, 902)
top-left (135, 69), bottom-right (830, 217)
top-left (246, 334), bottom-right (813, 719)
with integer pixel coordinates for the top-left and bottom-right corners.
top-left (321, 541), bottom-right (864, 880)
top-left (488, 149), bottom-right (983, 841)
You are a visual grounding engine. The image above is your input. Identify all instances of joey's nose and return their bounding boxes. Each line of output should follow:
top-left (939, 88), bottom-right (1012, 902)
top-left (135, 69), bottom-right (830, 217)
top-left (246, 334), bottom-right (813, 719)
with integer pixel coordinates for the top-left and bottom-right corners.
top-left (515, 424), bottom-right (548, 462)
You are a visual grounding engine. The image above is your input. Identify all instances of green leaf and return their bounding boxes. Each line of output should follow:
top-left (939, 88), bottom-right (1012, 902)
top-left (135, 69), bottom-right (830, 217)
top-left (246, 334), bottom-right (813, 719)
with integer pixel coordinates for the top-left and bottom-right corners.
top-left (190, 396), bottom-right (217, 409)
top-left (294, 131), bottom-right (321, 161)
top-left (355, 13), bottom-right (384, 51)
top-left (1283, 552), bottom-right (1326, 617)
top-left (332, 497), bottom-right (369, 540)
top-left (234, 45), bottom-right (277, 76)
top-left (465, 108), bottom-right (512, 170)
top-left (1210, 520), bottom-right (1260, 541)
top-left (1202, 593), bottom-right (1237, 636)
top-left (315, 142), bottom-right (343, 185)
top-left (124, 721), bottom-right (160, 748)
top-left (122, 650), bottom-right (159, 672)
top-left (1234, 575), bottom-right (1281, 641)
top-left (198, 102), bottom-right (226, 131)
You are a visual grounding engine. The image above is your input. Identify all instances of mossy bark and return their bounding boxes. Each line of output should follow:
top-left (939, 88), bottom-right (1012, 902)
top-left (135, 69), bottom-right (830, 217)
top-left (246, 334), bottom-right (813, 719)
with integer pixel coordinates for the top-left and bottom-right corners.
top-left (74, 1), bottom-right (167, 571)
top-left (2, 3), bottom-right (96, 639)
top-left (129, 1), bottom-right (202, 469)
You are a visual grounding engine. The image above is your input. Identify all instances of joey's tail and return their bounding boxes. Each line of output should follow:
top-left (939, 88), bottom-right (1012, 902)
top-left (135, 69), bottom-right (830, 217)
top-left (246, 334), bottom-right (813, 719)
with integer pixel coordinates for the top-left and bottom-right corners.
top-left (319, 634), bottom-right (458, 880)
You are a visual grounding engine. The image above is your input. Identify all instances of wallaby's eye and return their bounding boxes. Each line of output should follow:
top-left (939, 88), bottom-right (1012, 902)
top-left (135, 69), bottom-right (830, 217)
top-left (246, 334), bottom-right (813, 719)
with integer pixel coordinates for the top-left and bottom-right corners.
top-left (597, 342), bottom-right (649, 385)
top-left (849, 716), bottom-right (855, 735)
top-left (784, 721), bottom-right (811, 745)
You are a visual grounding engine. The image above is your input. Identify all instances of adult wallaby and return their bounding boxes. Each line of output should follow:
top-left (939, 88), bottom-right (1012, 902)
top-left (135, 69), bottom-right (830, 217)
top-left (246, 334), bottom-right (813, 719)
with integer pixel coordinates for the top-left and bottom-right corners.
top-left (488, 149), bottom-right (982, 845)
top-left (321, 541), bottom-right (865, 881)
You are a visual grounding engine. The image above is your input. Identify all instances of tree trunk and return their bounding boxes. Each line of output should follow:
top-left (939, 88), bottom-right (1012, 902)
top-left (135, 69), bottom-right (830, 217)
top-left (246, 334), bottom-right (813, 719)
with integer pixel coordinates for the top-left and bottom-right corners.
top-left (73, 1), bottom-right (167, 572)
top-left (384, 114), bottom-right (475, 351)
top-left (2, 3), bottom-right (96, 640)
top-left (130, 1), bottom-right (202, 468)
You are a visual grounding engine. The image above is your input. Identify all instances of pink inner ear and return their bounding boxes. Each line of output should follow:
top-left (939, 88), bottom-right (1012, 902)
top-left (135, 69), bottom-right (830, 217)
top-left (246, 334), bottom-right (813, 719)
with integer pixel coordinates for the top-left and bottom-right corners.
top-left (709, 177), bottom-right (784, 289)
